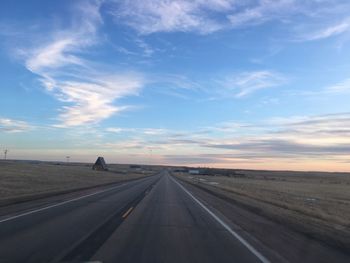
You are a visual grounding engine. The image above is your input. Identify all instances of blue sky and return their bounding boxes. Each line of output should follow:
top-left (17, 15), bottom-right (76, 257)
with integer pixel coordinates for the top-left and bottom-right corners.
top-left (1, 0), bottom-right (350, 171)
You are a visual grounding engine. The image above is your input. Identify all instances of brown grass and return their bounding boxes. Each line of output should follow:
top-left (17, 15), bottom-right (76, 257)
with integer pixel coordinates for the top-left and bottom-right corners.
top-left (0, 160), bottom-right (156, 204)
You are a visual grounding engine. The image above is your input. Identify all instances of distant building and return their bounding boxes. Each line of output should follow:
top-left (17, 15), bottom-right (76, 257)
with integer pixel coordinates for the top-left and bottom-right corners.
top-left (188, 169), bottom-right (200, 175)
top-left (92, 157), bottom-right (108, 171)
top-left (130, 164), bottom-right (141, 169)
top-left (173, 167), bottom-right (188, 173)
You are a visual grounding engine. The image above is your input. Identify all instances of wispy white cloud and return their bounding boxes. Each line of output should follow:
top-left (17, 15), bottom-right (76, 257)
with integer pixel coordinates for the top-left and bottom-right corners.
top-left (217, 70), bottom-right (286, 98)
top-left (26, 0), bottom-right (102, 72)
top-left (324, 78), bottom-right (350, 94)
top-left (110, 0), bottom-right (235, 34)
top-left (297, 20), bottom-right (350, 41)
top-left (134, 38), bottom-right (155, 57)
top-left (109, 0), bottom-right (350, 48)
top-left (20, 0), bottom-right (145, 127)
top-left (201, 113), bottom-right (350, 158)
top-left (141, 70), bottom-right (286, 101)
top-left (111, 0), bottom-right (297, 34)
top-left (227, 0), bottom-right (296, 28)
top-left (142, 128), bottom-right (167, 135)
top-left (266, 113), bottom-right (350, 140)
top-left (105, 127), bottom-right (166, 135)
top-left (104, 139), bottom-right (150, 150)
top-left (97, 112), bottom-right (350, 167)
top-left (52, 75), bottom-right (143, 127)
top-left (26, 38), bottom-right (84, 73)
top-left (114, 0), bottom-right (297, 34)
top-left (299, 78), bottom-right (350, 97)
top-left (105, 127), bottom-right (134, 133)
top-left (0, 118), bottom-right (32, 133)
top-left (228, 0), bottom-right (350, 40)
top-left (195, 113), bottom-right (350, 156)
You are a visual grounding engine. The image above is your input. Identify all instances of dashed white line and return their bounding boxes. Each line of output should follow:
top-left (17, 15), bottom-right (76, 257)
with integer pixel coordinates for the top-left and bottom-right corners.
top-left (170, 176), bottom-right (270, 263)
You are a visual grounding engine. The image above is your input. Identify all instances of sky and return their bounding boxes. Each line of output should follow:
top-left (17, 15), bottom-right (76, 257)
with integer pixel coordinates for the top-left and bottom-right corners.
top-left (1, 0), bottom-right (350, 171)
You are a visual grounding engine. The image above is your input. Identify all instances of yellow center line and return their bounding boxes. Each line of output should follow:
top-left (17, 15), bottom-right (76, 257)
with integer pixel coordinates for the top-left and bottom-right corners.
top-left (122, 207), bottom-right (134, 218)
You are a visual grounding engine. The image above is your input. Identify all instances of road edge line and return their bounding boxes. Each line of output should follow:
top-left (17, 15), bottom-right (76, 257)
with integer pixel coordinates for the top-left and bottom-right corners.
top-left (170, 175), bottom-right (270, 263)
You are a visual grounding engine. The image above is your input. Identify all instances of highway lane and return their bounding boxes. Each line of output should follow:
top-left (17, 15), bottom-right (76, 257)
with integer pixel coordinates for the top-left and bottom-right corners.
top-left (0, 171), bottom-right (268, 263)
top-left (0, 174), bottom-right (161, 263)
top-left (1, 170), bottom-right (348, 263)
top-left (92, 172), bottom-right (266, 263)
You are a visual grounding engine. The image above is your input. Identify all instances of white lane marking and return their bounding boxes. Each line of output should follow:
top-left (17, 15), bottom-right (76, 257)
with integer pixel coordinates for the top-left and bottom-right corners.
top-left (0, 178), bottom-right (150, 224)
top-left (170, 176), bottom-right (270, 263)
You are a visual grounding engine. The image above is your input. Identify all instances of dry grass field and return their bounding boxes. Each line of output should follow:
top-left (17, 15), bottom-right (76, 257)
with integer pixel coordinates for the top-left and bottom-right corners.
top-left (174, 169), bottom-right (350, 251)
top-left (0, 160), bottom-right (157, 205)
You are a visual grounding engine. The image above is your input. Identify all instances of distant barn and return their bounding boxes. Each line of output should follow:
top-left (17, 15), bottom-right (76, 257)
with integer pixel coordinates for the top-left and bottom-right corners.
top-left (92, 157), bottom-right (108, 171)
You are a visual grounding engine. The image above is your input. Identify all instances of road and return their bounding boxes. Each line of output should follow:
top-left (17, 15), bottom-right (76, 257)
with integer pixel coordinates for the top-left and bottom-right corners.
top-left (0, 171), bottom-right (268, 263)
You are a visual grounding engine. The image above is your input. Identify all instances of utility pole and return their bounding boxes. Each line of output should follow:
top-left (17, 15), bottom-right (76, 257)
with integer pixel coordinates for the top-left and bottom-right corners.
top-left (4, 149), bottom-right (8, 160)
top-left (66, 156), bottom-right (70, 163)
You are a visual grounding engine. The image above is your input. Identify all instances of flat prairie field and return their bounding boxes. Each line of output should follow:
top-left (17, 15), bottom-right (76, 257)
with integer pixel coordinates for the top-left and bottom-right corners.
top-left (174, 169), bottom-right (350, 251)
top-left (0, 160), bottom-right (155, 205)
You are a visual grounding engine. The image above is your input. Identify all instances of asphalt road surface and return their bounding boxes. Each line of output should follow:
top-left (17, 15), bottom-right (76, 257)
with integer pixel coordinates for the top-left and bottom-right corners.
top-left (0, 171), bottom-right (269, 263)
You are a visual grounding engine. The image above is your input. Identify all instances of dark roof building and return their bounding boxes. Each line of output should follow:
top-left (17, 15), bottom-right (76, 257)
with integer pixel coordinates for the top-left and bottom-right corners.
top-left (129, 164), bottom-right (142, 169)
top-left (92, 157), bottom-right (108, 171)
